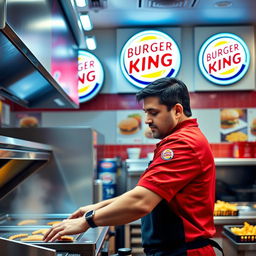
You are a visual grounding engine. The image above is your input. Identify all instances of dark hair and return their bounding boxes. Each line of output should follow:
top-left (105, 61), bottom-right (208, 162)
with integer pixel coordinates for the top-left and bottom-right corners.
top-left (136, 77), bottom-right (192, 117)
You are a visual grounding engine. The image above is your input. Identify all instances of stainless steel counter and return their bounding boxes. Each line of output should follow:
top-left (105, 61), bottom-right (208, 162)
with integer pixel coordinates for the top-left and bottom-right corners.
top-left (0, 135), bottom-right (52, 151)
top-left (125, 158), bottom-right (256, 172)
top-left (223, 232), bottom-right (256, 256)
top-left (0, 226), bottom-right (109, 256)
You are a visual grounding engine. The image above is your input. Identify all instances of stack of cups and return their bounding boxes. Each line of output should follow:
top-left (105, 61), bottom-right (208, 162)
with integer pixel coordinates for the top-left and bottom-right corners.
top-left (127, 148), bottom-right (141, 159)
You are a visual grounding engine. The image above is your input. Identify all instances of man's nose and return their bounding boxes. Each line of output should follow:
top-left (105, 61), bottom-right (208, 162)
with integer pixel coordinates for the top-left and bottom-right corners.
top-left (145, 115), bottom-right (152, 124)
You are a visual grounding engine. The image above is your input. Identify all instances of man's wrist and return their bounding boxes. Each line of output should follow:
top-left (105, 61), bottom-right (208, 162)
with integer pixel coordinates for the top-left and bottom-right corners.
top-left (84, 210), bottom-right (97, 228)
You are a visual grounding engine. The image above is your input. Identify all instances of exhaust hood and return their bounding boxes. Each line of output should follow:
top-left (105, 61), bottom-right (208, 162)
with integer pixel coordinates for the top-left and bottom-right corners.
top-left (0, 135), bottom-right (52, 199)
top-left (0, 0), bottom-right (79, 109)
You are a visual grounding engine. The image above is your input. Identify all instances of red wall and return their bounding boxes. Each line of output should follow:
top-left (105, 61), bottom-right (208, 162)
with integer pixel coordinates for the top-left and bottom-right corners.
top-left (12, 91), bottom-right (256, 160)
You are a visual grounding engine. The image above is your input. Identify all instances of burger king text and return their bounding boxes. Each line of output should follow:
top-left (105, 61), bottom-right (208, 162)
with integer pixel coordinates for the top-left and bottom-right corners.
top-left (78, 60), bottom-right (96, 83)
top-left (205, 43), bottom-right (241, 74)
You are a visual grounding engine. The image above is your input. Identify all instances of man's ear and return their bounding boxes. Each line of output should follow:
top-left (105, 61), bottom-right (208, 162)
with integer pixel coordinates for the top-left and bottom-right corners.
top-left (174, 103), bottom-right (183, 117)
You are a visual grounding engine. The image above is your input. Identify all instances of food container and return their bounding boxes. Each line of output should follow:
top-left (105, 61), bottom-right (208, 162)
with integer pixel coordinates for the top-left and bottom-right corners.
top-left (224, 225), bottom-right (256, 243)
top-left (214, 210), bottom-right (239, 216)
top-left (232, 142), bottom-right (254, 158)
top-left (127, 148), bottom-right (141, 159)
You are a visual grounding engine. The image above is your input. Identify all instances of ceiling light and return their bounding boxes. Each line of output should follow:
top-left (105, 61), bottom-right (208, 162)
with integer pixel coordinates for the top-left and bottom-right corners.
top-left (75, 0), bottom-right (87, 7)
top-left (54, 98), bottom-right (65, 106)
top-left (214, 1), bottom-right (233, 8)
top-left (80, 13), bottom-right (93, 31)
top-left (86, 36), bottom-right (97, 50)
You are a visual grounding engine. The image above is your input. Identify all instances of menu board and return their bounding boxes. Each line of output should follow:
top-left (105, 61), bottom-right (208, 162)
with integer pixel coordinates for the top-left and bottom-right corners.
top-left (116, 110), bottom-right (159, 145)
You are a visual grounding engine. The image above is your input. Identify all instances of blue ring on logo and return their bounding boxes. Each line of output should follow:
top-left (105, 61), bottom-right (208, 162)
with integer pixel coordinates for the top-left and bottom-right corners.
top-left (79, 83), bottom-right (101, 101)
top-left (78, 50), bottom-right (104, 103)
top-left (128, 68), bottom-right (176, 85)
top-left (120, 30), bottom-right (181, 89)
top-left (198, 33), bottom-right (250, 86)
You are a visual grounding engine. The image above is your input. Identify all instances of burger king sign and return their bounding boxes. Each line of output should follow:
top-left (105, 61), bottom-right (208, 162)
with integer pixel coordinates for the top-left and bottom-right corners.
top-left (78, 51), bottom-right (104, 103)
top-left (120, 30), bottom-right (181, 89)
top-left (198, 33), bottom-right (250, 85)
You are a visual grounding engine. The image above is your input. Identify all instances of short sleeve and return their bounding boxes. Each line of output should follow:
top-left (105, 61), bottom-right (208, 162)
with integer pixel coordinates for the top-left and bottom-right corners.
top-left (137, 139), bottom-right (202, 202)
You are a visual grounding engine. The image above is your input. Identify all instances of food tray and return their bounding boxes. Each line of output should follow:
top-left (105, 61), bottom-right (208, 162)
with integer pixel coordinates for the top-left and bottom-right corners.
top-left (0, 214), bottom-right (69, 226)
top-left (224, 225), bottom-right (256, 243)
top-left (214, 210), bottom-right (239, 216)
top-left (0, 226), bottom-right (79, 243)
top-left (0, 225), bottom-right (108, 254)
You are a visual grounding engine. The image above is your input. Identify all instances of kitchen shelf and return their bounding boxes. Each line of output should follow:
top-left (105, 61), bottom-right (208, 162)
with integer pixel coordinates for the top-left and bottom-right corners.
top-left (215, 158), bottom-right (256, 166)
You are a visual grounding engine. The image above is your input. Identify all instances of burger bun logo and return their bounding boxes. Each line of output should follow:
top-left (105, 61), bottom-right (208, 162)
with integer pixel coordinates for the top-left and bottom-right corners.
top-left (198, 33), bottom-right (250, 85)
top-left (120, 30), bottom-right (181, 89)
top-left (78, 51), bottom-right (104, 103)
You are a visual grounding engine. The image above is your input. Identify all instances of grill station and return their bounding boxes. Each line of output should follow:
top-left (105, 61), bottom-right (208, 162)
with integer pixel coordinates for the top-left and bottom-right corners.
top-left (0, 129), bottom-right (109, 256)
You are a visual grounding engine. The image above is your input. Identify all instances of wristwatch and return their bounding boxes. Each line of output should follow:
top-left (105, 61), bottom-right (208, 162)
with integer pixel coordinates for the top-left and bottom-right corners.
top-left (85, 210), bottom-right (97, 228)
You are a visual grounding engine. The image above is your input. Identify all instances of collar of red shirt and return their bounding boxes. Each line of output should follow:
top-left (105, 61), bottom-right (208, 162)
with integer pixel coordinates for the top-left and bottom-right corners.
top-left (156, 118), bottom-right (198, 147)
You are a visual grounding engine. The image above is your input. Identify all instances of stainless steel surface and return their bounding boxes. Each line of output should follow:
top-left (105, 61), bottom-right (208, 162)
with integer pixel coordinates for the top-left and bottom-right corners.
top-left (0, 128), bottom-right (101, 213)
top-left (0, 22), bottom-right (78, 108)
top-left (0, 213), bottom-right (70, 226)
top-left (214, 216), bottom-right (256, 225)
top-left (215, 158), bottom-right (256, 166)
top-left (76, 0), bottom-right (256, 28)
top-left (0, 135), bottom-right (52, 200)
top-left (125, 158), bottom-right (256, 171)
top-left (0, 225), bottom-right (109, 256)
top-left (93, 179), bottom-right (103, 203)
top-left (0, 135), bottom-right (52, 151)
top-left (0, 237), bottom-right (56, 256)
top-left (59, 0), bottom-right (86, 48)
top-left (0, 0), bottom-right (6, 29)
top-left (223, 233), bottom-right (256, 250)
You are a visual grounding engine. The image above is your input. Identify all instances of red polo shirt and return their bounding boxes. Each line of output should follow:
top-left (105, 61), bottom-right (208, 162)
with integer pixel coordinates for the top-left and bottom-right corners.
top-left (138, 118), bottom-right (216, 248)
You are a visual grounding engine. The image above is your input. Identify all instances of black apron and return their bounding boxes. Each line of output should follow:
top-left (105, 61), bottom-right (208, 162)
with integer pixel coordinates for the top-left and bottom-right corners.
top-left (141, 200), bottom-right (224, 256)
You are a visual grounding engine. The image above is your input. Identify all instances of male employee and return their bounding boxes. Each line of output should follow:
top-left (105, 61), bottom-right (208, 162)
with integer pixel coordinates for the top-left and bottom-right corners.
top-left (44, 78), bottom-right (219, 256)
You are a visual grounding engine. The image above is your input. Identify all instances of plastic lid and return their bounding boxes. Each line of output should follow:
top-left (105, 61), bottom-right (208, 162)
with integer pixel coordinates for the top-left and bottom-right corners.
top-left (118, 248), bottom-right (132, 255)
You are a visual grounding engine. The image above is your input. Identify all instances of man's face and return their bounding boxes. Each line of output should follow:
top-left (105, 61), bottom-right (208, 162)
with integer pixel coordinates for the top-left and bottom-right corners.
top-left (143, 96), bottom-right (178, 139)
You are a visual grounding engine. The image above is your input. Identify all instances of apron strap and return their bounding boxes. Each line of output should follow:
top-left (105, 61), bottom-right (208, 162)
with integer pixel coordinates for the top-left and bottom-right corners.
top-left (186, 238), bottom-right (224, 256)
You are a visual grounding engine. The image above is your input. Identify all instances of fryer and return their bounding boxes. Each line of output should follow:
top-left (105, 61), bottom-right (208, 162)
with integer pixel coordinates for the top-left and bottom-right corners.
top-left (0, 224), bottom-right (109, 255)
top-left (0, 134), bottom-right (110, 255)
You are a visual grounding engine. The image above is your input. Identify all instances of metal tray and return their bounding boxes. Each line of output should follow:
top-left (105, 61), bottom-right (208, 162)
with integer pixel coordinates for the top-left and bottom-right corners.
top-left (0, 213), bottom-right (69, 226)
top-left (0, 225), bottom-right (109, 255)
top-left (214, 210), bottom-right (239, 216)
top-left (224, 225), bottom-right (256, 243)
top-left (0, 226), bottom-right (80, 242)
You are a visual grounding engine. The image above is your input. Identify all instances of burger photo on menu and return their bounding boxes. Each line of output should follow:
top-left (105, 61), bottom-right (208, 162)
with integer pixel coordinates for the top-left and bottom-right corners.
top-left (116, 111), bottom-right (144, 144)
top-left (118, 117), bottom-right (140, 135)
top-left (250, 118), bottom-right (256, 136)
top-left (220, 108), bottom-right (248, 142)
top-left (220, 109), bottom-right (247, 132)
top-left (220, 109), bottom-right (240, 129)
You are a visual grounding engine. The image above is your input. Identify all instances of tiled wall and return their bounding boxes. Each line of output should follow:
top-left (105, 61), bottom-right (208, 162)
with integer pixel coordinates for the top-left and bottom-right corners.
top-left (13, 91), bottom-right (256, 112)
top-left (12, 91), bottom-right (256, 160)
top-left (97, 143), bottom-right (233, 160)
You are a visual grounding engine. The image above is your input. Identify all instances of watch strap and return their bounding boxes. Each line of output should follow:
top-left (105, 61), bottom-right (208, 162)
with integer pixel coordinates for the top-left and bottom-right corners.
top-left (85, 210), bottom-right (97, 228)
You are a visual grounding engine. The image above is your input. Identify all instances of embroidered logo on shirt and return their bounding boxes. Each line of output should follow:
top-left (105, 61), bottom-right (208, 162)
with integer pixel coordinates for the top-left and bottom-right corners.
top-left (161, 149), bottom-right (174, 160)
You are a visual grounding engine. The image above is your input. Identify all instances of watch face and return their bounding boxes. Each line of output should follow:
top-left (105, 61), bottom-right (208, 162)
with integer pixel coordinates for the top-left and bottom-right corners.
top-left (85, 210), bottom-right (94, 218)
top-left (85, 210), bottom-right (97, 228)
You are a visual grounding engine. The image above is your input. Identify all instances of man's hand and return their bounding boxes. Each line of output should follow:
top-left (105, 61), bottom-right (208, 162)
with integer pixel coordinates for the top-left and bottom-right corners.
top-left (43, 217), bottom-right (89, 242)
top-left (68, 206), bottom-right (92, 219)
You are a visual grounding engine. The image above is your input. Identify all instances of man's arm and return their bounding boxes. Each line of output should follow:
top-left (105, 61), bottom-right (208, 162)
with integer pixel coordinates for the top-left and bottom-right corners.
top-left (43, 186), bottom-right (162, 242)
top-left (68, 196), bottom-right (121, 219)
top-left (93, 186), bottom-right (162, 226)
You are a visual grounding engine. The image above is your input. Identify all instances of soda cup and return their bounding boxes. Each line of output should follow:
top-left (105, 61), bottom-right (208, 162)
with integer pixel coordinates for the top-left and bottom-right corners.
top-left (98, 158), bottom-right (117, 200)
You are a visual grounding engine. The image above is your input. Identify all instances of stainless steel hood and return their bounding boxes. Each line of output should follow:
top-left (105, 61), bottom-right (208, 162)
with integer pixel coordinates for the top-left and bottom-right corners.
top-left (0, 135), bottom-right (52, 199)
top-left (0, 0), bottom-right (79, 109)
